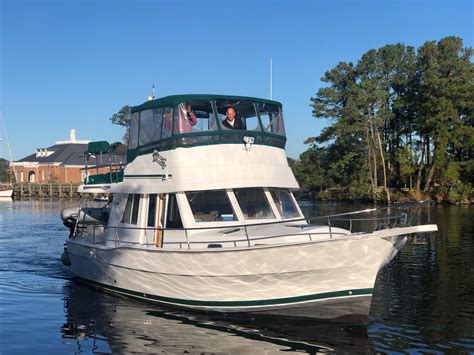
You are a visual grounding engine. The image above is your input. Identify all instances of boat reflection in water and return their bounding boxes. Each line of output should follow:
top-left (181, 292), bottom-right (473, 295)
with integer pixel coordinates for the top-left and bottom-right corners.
top-left (61, 280), bottom-right (372, 353)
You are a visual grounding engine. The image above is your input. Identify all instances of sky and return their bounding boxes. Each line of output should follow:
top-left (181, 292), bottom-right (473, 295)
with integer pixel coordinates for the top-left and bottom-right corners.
top-left (1, 0), bottom-right (472, 160)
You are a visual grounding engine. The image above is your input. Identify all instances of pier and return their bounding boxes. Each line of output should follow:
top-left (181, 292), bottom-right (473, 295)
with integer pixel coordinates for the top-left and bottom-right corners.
top-left (13, 183), bottom-right (81, 198)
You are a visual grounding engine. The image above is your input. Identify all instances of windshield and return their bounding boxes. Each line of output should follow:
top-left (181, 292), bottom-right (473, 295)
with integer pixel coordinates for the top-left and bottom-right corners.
top-left (215, 99), bottom-right (260, 131)
top-left (174, 101), bottom-right (217, 134)
top-left (186, 190), bottom-right (236, 222)
top-left (234, 188), bottom-right (275, 220)
top-left (269, 188), bottom-right (300, 219)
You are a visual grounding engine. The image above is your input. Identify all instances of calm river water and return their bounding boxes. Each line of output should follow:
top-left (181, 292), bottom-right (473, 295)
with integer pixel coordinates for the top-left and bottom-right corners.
top-left (0, 199), bottom-right (473, 353)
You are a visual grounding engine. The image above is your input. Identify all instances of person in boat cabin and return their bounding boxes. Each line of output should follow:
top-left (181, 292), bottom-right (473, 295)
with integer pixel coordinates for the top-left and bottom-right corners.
top-left (221, 107), bottom-right (244, 130)
top-left (175, 103), bottom-right (197, 134)
top-left (162, 108), bottom-right (173, 138)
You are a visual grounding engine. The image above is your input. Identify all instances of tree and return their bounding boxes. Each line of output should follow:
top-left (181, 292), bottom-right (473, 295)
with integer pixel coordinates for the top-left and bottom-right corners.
top-left (110, 141), bottom-right (127, 154)
top-left (0, 158), bottom-right (11, 183)
top-left (304, 36), bottom-right (473, 203)
top-left (414, 36), bottom-right (474, 197)
top-left (109, 106), bottom-right (131, 144)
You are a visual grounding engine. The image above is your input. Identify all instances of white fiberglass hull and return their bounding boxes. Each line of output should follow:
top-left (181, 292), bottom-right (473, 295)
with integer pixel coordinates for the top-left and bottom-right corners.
top-left (0, 188), bottom-right (13, 198)
top-left (65, 229), bottom-right (421, 321)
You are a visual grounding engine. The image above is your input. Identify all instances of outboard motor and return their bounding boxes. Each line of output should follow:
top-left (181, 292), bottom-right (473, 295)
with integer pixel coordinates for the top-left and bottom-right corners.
top-left (61, 207), bottom-right (78, 238)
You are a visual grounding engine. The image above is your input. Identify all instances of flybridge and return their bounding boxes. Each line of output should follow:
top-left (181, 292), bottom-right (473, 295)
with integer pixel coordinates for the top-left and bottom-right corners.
top-left (127, 94), bottom-right (287, 162)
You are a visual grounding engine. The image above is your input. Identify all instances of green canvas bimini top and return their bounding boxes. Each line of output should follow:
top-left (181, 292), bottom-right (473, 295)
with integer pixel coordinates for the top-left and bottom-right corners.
top-left (131, 94), bottom-right (282, 113)
top-left (88, 141), bottom-right (110, 154)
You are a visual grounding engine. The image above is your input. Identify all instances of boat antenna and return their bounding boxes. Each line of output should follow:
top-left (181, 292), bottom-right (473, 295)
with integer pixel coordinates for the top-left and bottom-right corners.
top-left (147, 85), bottom-right (156, 101)
top-left (270, 58), bottom-right (273, 100)
top-left (0, 111), bottom-right (17, 183)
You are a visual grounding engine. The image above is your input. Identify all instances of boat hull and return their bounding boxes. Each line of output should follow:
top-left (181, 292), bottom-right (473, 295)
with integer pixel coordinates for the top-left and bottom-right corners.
top-left (0, 188), bottom-right (13, 198)
top-left (66, 234), bottom-right (407, 321)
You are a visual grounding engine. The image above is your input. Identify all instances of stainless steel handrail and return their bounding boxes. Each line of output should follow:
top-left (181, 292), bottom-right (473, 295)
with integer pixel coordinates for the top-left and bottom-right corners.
top-left (71, 201), bottom-right (434, 247)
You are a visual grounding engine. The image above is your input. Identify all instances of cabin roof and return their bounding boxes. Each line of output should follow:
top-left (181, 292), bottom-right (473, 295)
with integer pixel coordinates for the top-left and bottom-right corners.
top-left (17, 143), bottom-right (88, 165)
top-left (17, 143), bottom-right (126, 166)
top-left (131, 94), bottom-right (282, 113)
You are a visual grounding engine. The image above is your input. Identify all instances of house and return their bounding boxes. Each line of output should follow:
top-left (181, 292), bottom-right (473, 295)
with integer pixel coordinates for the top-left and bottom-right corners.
top-left (11, 129), bottom-right (125, 184)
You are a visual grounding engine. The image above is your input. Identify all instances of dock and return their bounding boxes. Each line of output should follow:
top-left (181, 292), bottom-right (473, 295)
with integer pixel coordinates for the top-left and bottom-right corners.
top-left (13, 183), bottom-right (81, 198)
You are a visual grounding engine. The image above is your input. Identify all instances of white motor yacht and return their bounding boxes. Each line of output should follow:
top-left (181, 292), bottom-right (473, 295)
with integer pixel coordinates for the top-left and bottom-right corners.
top-left (61, 94), bottom-right (437, 322)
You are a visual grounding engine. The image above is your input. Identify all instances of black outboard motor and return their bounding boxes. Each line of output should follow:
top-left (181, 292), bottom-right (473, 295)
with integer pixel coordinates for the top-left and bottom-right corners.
top-left (63, 217), bottom-right (77, 238)
top-left (61, 207), bottom-right (79, 238)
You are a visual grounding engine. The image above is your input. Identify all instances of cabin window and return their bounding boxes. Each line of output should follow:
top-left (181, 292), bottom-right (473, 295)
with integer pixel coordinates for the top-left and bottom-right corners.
top-left (215, 99), bottom-right (260, 131)
top-left (162, 107), bottom-right (173, 139)
top-left (147, 194), bottom-right (157, 227)
top-left (174, 101), bottom-right (217, 134)
top-left (269, 188), bottom-right (300, 219)
top-left (166, 194), bottom-right (183, 228)
top-left (129, 112), bottom-right (139, 149)
top-left (234, 188), bottom-right (275, 220)
top-left (139, 109), bottom-right (160, 145)
top-left (186, 190), bottom-right (236, 222)
top-left (153, 108), bottom-right (163, 140)
top-left (121, 194), bottom-right (141, 225)
top-left (258, 103), bottom-right (285, 136)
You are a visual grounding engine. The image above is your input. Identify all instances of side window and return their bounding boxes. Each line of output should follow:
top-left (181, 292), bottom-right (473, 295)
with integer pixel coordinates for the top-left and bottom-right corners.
top-left (131, 194), bottom-right (140, 224)
top-left (258, 103), bottom-right (285, 136)
top-left (269, 188), bottom-right (300, 219)
top-left (121, 195), bottom-right (133, 223)
top-left (147, 194), bottom-right (157, 227)
top-left (139, 109), bottom-right (154, 145)
top-left (121, 194), bottom-right (141, 225)
top-left (129, 112), bottom-right (139, 149)
top-left (186, 190), bottom-right (236, 222)
top-left (162, 107), bottom-right (173, 139)
top-left (234, 188), bottom-right (275, 220)
top-left (153, 108), bottom-right (163, 141)
top-left (166, 194), bottom-right (183, 228)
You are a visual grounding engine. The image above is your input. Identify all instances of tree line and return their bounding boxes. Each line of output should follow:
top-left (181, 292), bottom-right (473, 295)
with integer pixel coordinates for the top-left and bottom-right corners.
top-left (291, 36), bottom-right (473, 204)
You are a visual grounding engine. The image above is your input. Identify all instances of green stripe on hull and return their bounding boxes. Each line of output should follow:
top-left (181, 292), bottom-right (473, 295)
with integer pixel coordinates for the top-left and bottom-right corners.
top-left (75, 277), bottom-right (373, 308)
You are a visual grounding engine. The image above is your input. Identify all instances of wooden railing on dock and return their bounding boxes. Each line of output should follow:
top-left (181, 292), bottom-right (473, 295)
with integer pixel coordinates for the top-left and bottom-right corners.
top-left (13, 183), bottom-right (81, 198)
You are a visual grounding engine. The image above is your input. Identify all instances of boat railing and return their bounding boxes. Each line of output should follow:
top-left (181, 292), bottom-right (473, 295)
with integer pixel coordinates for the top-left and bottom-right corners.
top-left (308, 200), bottom-right (434, 235)
top-left (74, 201), bottom-right (434, 248)
top-left (80, 141), bottom-right (126, 185)
top-left (78, 223), bottom-right (349, 248)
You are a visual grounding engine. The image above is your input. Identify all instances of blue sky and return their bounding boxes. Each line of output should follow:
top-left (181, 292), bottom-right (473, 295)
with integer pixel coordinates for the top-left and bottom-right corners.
top-left (1, 0), bottom-right (472, 160)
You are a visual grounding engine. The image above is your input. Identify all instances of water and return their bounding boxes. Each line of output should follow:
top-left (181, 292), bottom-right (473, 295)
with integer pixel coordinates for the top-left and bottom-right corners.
top-left (0, 199), bottom-right (473, 353)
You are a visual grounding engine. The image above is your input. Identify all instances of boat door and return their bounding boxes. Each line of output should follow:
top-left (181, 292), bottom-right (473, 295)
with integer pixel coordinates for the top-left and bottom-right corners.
top-left (147, 194), bottom-right (165, 247)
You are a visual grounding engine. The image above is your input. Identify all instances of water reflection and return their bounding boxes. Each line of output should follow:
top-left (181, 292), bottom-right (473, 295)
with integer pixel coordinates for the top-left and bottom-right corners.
top-left (369, 205), bottom-right (474, 353)
top-left (62, 280), bottom-right (372, 353)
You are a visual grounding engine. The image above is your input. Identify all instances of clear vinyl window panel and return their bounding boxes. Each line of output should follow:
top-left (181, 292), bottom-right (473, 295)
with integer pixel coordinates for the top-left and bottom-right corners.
top-left (162, 107), bottom-right (173, 139)
top-left (129, 112), bottom-right (139, 149)
top-left (258, 103), bottom-right (285, 136)
top-left (174, 101), bottom-right (217, 134)
top-left (215, 99), bottom-right (261, 131)
top-left (139, 109), bottom-right (162, 145)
